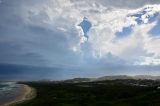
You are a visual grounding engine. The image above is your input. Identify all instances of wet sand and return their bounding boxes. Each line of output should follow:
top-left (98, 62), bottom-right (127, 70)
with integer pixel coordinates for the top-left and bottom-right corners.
top-left (0, 84), bottom-right (36, 106)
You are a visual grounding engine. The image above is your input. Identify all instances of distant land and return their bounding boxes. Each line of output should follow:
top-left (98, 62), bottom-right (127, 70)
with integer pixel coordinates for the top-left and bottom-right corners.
top-left (63, 75), bottom-right (160, 83)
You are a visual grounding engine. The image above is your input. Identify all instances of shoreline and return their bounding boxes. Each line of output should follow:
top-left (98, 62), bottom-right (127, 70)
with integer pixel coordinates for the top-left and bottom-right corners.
top-left (0, 84), bottom-right (36, 106)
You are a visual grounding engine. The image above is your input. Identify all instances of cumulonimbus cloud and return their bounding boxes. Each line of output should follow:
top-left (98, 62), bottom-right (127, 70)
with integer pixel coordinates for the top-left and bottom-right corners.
top-left (0, 0), bottom-right (160, 67)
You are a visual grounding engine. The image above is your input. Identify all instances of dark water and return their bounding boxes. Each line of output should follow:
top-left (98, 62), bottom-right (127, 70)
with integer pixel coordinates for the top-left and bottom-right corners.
top-left (0, 82), bottom-right (22, 105)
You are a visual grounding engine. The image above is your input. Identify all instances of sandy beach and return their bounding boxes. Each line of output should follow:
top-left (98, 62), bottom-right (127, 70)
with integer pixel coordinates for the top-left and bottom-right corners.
top-left (0, 84), bottom-right (36, 106)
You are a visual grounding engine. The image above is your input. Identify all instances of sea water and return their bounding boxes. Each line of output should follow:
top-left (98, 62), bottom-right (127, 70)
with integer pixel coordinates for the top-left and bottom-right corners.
top-left (0, 82), bottom-right (22, 105)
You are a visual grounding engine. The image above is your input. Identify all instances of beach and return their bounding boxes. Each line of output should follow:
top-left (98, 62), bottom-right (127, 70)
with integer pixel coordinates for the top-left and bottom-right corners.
top-left (0, 84), bottom-right (36, 106)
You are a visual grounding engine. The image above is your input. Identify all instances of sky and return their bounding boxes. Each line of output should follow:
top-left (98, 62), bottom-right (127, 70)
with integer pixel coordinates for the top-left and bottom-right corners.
top-left (0, 0), bottom-right (160, 80)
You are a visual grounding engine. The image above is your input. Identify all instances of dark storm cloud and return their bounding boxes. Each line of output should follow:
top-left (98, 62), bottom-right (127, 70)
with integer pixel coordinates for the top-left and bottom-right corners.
top-left (1, 63), bottom-right (160, 81)
top-left (0, 0), bottom-right (80, 67)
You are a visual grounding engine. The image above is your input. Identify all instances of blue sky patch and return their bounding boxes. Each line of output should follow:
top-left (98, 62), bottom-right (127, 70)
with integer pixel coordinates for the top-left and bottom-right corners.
top-left (130, 10), bottom-right (147, 25)
top-left (149, 18), bottom-right (160, 36)
top-left (78, 17), bottom-right (92, 39)
top-left (115, 26), bottom-right (133, 38)
top-left (129, 9), bottom-right (159, 25)
top-left (147, 12), bottom-right (159, 23)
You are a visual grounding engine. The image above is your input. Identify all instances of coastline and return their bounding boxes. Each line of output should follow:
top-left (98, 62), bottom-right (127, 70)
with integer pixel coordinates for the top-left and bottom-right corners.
top-left (0, 84), bottom-right (36, 106)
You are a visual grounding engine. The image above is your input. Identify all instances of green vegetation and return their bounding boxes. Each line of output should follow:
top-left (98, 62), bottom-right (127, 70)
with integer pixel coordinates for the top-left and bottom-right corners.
top-left (15, 80), bottom-right (160, 106)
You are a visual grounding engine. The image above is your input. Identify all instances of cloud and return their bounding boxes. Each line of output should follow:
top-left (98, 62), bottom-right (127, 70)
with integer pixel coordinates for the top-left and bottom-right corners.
top-left (0, 0), bottom-right (160, 71)
top-left (71, 0), bottom-right (160, 9)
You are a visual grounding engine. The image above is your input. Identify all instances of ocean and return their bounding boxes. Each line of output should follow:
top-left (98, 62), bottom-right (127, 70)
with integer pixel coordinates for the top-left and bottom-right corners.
top-left (0, 82), bottom-right (22, 105)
